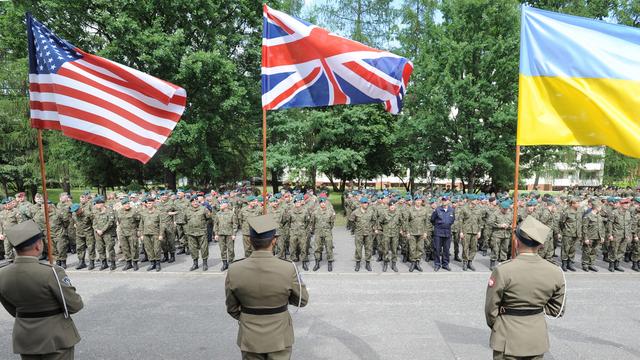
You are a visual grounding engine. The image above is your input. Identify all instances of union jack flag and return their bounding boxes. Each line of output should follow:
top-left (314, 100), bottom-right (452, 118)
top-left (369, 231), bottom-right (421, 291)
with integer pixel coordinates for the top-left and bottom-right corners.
top-left (262, 5), bottom-right (413, 115)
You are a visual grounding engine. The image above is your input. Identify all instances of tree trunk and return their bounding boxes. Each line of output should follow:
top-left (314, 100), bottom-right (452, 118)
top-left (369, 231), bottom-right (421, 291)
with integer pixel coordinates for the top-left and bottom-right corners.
top-left (1, 181), bottom-right (7, 198)
top-left (271, 169), bottom-right (280, 194)
top-left (327, 175), bottom-right (339, 192)
top-left (165, 168), bottom-right (177, 191)
top-left (29, 184), bottom-right (38, 200)
top-left (339, 179), bottom-right (346, 192)
top-left (533, 172), bottom-right (540, 189)
top-left (310, 166), bottom-right (317, 192)
top-left (409, 166), bottom-right (415, 194)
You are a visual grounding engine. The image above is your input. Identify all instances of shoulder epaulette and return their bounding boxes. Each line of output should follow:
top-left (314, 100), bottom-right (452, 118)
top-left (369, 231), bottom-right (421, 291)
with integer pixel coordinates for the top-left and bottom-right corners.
top-left (496, 259), bottom-right (512, 267)
top-left (278, 258), bottom-right (293, 263)
top-left (231, 258), bottom-right (246, 264)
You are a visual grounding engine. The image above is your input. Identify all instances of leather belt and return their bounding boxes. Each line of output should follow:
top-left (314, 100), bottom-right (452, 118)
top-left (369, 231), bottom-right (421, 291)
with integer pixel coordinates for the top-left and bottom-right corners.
top-left (499, 307), bottom-right (543, 316)
top-left (241, 304), bottom-right (288, 315)
top-left (16, 309), bottom-right (63, 318)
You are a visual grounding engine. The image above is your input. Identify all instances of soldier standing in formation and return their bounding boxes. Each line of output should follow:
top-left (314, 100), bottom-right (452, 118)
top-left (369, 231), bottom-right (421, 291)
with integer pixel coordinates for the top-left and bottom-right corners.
top-left (581, 200), bottom-right (604, 272)
top-left (489, 201), bottom-right (513, 270)
top-left (405, 196), bottom-right (428, 272)
top-left (288, 196), bottom-right (310, 271)
top-left (458, 196), bottom-right (483, 271)
top-left (214, 199), bottom-right (237, 271)
top-left (558, 198), bottom-right (582, 272)
top-left (139, 198), bottom-right (164, 272)
top-left (349, 197), bottom-right (377, 272)
top-left (310, 197), bottom-right (335, 272)
top-left (93, 197), bottom-right (117, 271)
top-left (116, 197), bottom-right (140, 271)
top-left (185, 196), bottom-right (211, 271)
top-left (379, 199), bottom-right (401, 272)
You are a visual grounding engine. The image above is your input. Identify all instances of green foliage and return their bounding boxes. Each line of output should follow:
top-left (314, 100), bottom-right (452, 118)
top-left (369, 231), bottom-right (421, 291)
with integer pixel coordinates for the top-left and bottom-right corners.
top-left (603, 147), bottom-right (640, 186)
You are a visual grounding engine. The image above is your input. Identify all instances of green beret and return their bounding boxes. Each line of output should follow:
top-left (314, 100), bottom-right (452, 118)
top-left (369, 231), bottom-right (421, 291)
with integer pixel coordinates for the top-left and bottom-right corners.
top-left (500, 201), bottom-right (511, 209)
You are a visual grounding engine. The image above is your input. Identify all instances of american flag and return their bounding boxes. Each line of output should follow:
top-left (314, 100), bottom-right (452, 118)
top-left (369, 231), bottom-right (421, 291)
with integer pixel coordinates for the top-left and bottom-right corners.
top-left (26, 14), bottom-right (186, 164)
top-left (262, 5), bottom-right (413, 114)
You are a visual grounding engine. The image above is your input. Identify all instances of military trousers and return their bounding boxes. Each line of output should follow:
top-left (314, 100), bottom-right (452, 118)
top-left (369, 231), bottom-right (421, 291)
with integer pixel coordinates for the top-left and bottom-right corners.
top-left (289, 231), bottom-right (307, 262)
top-left (276, 230), bottom-right (289, 259)
top-left (3, 238), bottom-right (14, 260)
top-left (581, 238), bottom-right (600, 266)
top-left (538, 236), bottom-right (554, 261)
top-left (66, 223), bottom-right (76, 247)
top-left (452, 232), bottom-right (460, 257)
top-left (21, 346), bottom-right (75, 360)
top-left (95, 232), bottom-right (116, 261)
top-left (188, 234), bottom-right (209, 260)
top-left (561, 235), bottom-right (578, 261)
top-left (423, 233), bottom-right (433, 258)
top-left (462, 233), bottom-right (479, 262)
top-left (631, 239), bottom-right (640, 262)
top-left (492, 350), bottom-right (543, 360)
top-left (142, 235), bottom-right (161, 261)
top-left (491, 235), bottom-right (510, 262)
top-left (55, 233), bottom-right (68, 260)
top-left (354, 234), bottom-right (374, 261)
top-left (175, 224), bottom-right (186, 248)
top-left (609, 237), bottom-right (629, 262)
top-left (76, 233), bottom-right (95, 261)
top-left (314, 233), bottom-right (334, 261)
top-left (242, 234), bottom-right (254, 258)
top-left (218, 234), bottom-right (235, 261)
top-left (241, 346), bottom-right (292, 360)
top-left (120, 234), bottom-right (139, 261)
top-left (408, 234), bottom-right (425, 262)
top-left (382, 235), bottom-right (399, 262)
top-left (161, 225), bottom-right (176, 254)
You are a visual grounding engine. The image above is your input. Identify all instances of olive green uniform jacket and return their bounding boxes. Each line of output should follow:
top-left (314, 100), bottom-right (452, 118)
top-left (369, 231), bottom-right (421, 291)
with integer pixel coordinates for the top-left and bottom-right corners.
top-left (225, 251), bottom-right (309, 353)
top-left (0, 256), bottom-right (84, 355)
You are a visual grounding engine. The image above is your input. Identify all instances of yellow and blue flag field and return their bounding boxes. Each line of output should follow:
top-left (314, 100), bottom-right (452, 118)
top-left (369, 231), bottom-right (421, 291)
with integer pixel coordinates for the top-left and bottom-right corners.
top-left (518, 6), bottom-right (640, 158)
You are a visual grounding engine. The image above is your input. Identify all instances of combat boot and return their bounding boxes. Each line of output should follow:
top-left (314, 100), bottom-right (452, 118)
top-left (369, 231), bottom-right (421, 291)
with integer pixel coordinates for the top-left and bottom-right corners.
top-left (609, 261), bottom-right (615, 272)
top-left (454, 252), bottom-right (462, 262)
top-left (327, 261), bottom-right (333, 272)
top-left (567, 260), bottom-right (576, 272)
top-left (156, 261), bottom-right (161, 272)
top-left (615, 260), bottom-right (624, 272)
top-left (409, 261), bottom-right (416, 272)
top-left (140, 253), bottom-right (148, 263)
top-left (110, 260), bottom-right (116, 270)
top-left (202, 259), bottom-right (208, 271)
top-left (221, 260), bottom-right (229, 272)
top-left (123, 261), bottom-right (132, 271)
top-left (60, 260), bottom-right (67, 269)
top-left (365, 261), bottom-right (372, 272)
top-left (313, 260), bottom-right (320, 271)
top-left (354, 261), bottom-right (361, 272)
top-left (100, 260), bottom-right (108, 271)
top-left (176, 247), bottom-right (185, 255)
top-left (462, 261), bottom-right (468, 271)
top-left (377, 253), bottom-right (383, 262)
top-left (603, 253), bottom-right (609, 262)
top-left (468, 261), bottom-right (476, 271)
top-left (632, 261), bottom-right (639, 272)
top-left (582, 264), bottom-right (589, 271)
top-left (161, 252), bottom-right (168, 263)
top-left (147, 261), bottom-right (156, 271)
top-left (76, 258), bottom-right (87, 270)
top-left (133, 261), bottom-right (139, 271)
top-left (302, 261), bottom-right (309, 271)
top-left (391, 261), bottom-right (398, 272)
top-left (624, 253), bottom-right (631, 263)
top-left (319, 254), bottom-right (323, 262)
top-left (588, 265), bottom-right (598, 272)
top-left (169, 252), bottom-right (176, 263)
top-left (482, 249), bottom-right (487, 257)
top-left (561, 260), bottom-right (567, 271)
top-left (490, 260), bottom-right (496, 271)
top-left (382, 261), bottom-right (388, 272)
top-left (190, 259), bottom-right (199, 271)
top-left (87, 260), bottom-right (95, 270)
top-left (415, 261), bottom-right (423, 272)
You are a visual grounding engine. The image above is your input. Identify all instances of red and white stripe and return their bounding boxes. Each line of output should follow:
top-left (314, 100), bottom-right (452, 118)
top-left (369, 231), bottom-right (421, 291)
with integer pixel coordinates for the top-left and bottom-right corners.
top-left (29, 51), bottom-right (186, 163)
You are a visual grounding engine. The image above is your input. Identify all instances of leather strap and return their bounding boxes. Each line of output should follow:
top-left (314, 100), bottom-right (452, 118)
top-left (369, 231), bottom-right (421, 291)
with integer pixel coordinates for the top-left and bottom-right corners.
top-left (16, 308), bottom-right (63, 318)
top-left (241, 304), bottom-right (288, 315)
top-left (500, 307), bottom-right (543, 316)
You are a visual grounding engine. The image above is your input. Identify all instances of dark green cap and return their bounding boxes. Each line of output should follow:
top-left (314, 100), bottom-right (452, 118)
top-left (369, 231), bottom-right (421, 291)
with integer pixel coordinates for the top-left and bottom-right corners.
top-left (248, 214), bottom-right (277, 240)
top-left (6, 220), bottom-right (43, 249)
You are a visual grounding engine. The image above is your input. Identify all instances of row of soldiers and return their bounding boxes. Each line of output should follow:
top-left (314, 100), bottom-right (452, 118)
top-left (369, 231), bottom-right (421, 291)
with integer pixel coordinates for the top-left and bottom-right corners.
top-left (343, 189), bottom-right (640, 273)
top-left (0, 188), bottom-right (338, 272)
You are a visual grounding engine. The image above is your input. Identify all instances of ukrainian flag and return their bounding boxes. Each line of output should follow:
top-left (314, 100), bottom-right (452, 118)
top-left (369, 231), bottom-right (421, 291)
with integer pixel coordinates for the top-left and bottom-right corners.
top-left (518, 7), bottom-right (640, 158)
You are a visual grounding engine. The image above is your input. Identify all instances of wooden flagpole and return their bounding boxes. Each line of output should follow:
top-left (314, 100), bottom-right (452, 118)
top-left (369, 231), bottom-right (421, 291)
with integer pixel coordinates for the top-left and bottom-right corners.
top-left (262, 108), bottom-right (268, 214)
top-left (36, 129), bottom-right (54, 264)
top-left (510, 145), bottom-right (521, 259)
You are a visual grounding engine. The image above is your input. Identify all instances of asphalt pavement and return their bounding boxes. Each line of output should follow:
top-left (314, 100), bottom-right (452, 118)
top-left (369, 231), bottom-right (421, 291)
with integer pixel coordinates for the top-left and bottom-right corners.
top-left (0, 226), bottom-right (639, 359)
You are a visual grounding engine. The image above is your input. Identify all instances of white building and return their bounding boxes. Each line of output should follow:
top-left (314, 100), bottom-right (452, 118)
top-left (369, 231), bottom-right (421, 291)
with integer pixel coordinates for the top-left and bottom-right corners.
top-left (524, 147), bottom-right (605, 190)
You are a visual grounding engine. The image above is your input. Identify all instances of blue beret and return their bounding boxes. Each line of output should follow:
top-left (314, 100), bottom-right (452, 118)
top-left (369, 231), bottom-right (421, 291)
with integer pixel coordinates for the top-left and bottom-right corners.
top-left (527, 199), bottom-right (538, 206)
top-left (359, 197), bottom-right (369, 203)
top-left (500, 201), bottom-right (511, 209)
top-left (70, 204), bottom-right (81, 213)
top-left (404, 195), bottom-right (412, 201)
top-left (247, 195), bottom-right (256, 202)
top-left (121, 197), bottom-right (130, 205)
